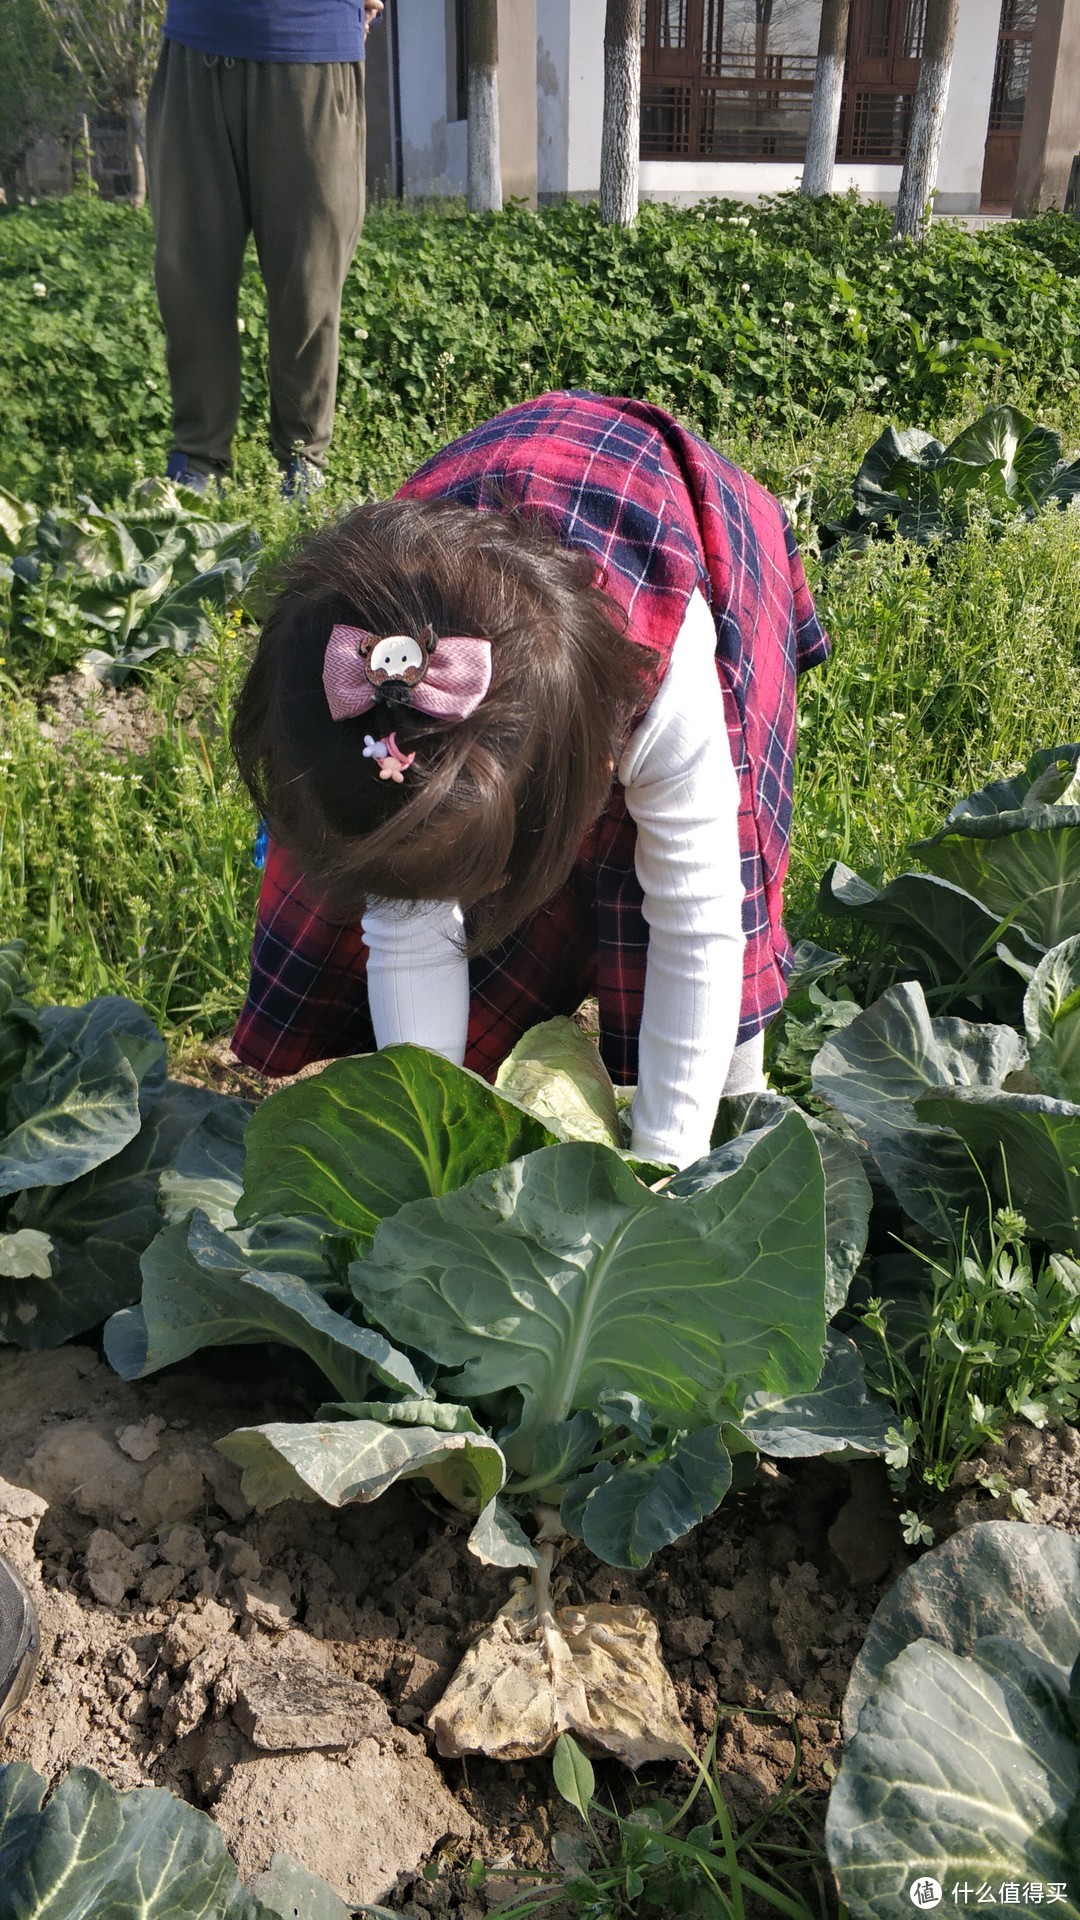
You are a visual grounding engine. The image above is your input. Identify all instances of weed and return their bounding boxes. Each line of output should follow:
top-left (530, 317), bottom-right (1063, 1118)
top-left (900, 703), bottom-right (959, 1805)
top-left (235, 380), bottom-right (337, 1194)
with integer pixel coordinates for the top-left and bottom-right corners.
top-left (5, 195), bottom-right (1080, 504)
top-left (789, 506), bottom-right (1080, 944)
top-left (438, 1726), bottom-right (843, 1920)
top-left (858, 1203), bottom-right (1080, 1529)
top-left (6, 196), bottom-right (1080, 1059)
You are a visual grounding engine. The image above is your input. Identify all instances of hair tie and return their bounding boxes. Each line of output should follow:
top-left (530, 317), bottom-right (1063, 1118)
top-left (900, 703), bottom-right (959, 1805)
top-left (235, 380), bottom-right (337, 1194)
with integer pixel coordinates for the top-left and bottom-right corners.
top-left (362, 732), bottom-right (415, 783)
top-left (323, 622), bottom-right (492, 723)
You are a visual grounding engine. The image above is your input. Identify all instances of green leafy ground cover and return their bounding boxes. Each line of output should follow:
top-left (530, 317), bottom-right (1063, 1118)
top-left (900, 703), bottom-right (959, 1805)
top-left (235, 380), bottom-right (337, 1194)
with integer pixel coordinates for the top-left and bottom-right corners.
top-left (2, 195), bottom-right (1080, 1049)
top-left (4, 194), bottom-right (1080, 502)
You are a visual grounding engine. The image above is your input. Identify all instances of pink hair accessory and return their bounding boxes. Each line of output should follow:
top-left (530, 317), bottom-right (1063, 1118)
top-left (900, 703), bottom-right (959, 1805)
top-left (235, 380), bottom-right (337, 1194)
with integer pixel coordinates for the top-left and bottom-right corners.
top-left (323, 622), bottom-right (492, 722)
top-left (362, 732), bottom-right (415, 782)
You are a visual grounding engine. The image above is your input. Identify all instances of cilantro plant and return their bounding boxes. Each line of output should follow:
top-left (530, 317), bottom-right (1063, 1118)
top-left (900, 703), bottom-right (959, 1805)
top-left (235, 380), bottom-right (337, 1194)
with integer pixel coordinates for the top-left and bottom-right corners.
top-left (857, 1205), bottom-right (1080, 1532)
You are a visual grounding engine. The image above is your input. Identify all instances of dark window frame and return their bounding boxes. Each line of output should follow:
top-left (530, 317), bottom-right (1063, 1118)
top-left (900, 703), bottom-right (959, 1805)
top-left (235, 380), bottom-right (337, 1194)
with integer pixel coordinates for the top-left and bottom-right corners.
top-left (640, 0), bottom-right (928, 165)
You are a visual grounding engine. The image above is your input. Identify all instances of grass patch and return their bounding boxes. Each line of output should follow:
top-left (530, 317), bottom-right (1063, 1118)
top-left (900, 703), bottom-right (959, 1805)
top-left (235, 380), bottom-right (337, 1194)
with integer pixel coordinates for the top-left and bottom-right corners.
top-left (5, 192), bottom-right (1080, 1045)
top-left (4, 192), bottom-right (1080, 502)
top-left (7, 500), bottom-right (1080, 1048)
top-left (0, 618), bottom-right (257, 1041)
top-left (790, 507), bottom-right (1080, 942)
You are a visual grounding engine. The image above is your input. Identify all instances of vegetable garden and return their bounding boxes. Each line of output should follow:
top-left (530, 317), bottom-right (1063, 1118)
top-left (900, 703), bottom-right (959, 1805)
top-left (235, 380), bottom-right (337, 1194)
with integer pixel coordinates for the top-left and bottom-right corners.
top-left (4, 189), bottom-right (1080, 1919)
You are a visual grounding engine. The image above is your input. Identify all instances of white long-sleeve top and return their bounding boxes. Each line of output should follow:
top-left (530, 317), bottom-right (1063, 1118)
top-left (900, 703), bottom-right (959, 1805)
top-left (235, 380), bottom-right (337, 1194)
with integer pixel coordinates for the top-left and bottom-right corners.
top-left (361, 587), bottom-right (748, 1168)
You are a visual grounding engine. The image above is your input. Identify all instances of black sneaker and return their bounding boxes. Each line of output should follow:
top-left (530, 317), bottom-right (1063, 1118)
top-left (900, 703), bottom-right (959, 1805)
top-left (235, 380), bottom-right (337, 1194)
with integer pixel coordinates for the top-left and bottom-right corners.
top-left (0, 1554), bottom-right (38, 1733)
top-left (165, 450), bottom-right (213, 497)
top-left (280, 454), bottom-right (326, 502)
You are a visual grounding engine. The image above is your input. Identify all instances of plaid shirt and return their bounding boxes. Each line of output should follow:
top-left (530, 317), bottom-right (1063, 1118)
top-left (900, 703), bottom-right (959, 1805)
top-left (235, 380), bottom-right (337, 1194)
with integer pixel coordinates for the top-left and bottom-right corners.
top-left (232, 392), bottom-right (828, 1082)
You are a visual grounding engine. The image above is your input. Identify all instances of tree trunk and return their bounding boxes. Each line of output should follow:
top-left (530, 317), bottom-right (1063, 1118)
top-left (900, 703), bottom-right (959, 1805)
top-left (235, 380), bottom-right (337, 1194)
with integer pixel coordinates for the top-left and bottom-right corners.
top-left (125, 93), bottom-right (147, 206)
top-left (78, 110), bottom-right (94, 192)
top-left (891, 0), bottom-right (961, 243)
top-left (466, 0), bottom-right (501, 214)
top-left (599, 0), bottom-right (641, 228)
top-left (801, 0), bottom-right (850, 197)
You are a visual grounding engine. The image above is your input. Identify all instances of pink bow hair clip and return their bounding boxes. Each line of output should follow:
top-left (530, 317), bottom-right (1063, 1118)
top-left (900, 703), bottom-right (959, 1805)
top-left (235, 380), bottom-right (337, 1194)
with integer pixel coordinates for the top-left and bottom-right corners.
top-left (362, 732), bottom-right (416, 783)
top-left (323, 622), bottom-right (492, 722)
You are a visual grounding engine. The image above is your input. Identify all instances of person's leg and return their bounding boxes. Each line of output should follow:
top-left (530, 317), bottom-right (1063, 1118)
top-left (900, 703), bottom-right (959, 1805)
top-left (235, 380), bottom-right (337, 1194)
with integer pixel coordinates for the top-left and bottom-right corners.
top-left (147, 42), bottom-right (251, 475)
top-left (247, 60), bottom-right (366, 471)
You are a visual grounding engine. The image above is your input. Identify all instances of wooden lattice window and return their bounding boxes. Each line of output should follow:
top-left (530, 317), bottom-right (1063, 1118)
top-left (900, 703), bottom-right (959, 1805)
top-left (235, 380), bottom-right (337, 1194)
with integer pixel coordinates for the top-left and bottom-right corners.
top-left (640, 0), bottom-right (927, 165)
top-left (988, 0), bottom-right (1037, 133)
top-left (641, 1), bottom-right (820, 162)
top-left (835, 0), bottom-right (925, 162)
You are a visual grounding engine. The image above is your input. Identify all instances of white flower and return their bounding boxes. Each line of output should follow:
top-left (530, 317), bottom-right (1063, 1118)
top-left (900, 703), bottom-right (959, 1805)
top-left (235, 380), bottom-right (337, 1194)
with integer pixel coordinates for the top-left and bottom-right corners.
top-left (237, 316), bottom-right (245, 333)
top-left (32, 281), bottom-right (46, 298)
top-left (740, 282), bottom-right (750, 293)
top-left (0, 1228), bottom-right (53, 1279)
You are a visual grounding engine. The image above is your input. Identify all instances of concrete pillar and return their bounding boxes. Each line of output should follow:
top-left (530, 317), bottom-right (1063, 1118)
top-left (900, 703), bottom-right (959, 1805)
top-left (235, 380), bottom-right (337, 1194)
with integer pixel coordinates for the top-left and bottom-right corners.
top-left (536, 0), bottom-right (606, 200)
top-left (498, 0), bottom-right (537, 203)
top-left (1014, 0), bottom-right (1080, 214)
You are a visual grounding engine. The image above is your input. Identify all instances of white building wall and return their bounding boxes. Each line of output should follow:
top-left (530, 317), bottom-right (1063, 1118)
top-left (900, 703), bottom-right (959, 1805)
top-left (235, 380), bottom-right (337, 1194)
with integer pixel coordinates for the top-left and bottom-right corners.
top-left (396, 0), bottom-right (466, 198)
top-left (398, 0), bottom-right (1000, 214)
top-left (639, 160), bottom-right (903, 205)
top-left (593, 0), bottom-right (997, 213)
top-left (537, 0), bottom-right (571, 195)
top-left (935, 0), bottom-right (1000, 211)
top-left (537, 0), bottom-right (605, 199)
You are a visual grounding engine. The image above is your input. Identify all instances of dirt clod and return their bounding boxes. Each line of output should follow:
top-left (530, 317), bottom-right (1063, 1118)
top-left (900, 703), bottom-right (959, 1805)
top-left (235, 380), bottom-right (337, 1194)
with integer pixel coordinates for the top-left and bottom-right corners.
top-left (233, 1654), bottom-right (390, 1751)
top-left (212, 1742), bottom-right (470, 1905)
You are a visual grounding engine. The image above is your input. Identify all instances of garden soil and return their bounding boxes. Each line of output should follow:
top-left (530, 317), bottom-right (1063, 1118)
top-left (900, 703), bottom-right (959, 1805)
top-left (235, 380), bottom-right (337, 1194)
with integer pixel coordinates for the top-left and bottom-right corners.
top-left (38, 671), bottom-right (170, 757)
top-left (3, 1344), bottom-right (1079, 1911)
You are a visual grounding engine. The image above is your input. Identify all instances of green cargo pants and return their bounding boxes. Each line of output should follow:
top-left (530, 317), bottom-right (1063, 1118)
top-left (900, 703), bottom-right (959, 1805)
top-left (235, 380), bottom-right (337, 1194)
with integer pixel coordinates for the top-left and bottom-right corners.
top-left (146, 40), bottom-right (366, 475)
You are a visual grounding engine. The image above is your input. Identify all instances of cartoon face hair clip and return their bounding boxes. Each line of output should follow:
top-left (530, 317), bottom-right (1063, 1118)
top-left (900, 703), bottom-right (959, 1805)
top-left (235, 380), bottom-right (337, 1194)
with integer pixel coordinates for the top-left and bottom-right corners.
top-left (362, 732), bottom-right (416, 783)
top-left (323, 622), bottom-right (492, 722)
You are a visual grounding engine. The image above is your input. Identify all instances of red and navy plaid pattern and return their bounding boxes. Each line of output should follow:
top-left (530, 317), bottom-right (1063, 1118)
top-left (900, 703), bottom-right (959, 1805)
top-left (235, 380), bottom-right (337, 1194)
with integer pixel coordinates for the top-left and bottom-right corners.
top-left (232, 391), bottom-right (828, 1082)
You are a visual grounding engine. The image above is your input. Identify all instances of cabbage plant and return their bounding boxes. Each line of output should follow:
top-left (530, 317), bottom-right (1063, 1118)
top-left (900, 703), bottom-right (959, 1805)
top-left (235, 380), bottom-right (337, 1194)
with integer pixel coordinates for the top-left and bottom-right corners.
top-left (0, 1761), bottom-right (348, 1919)
top-left (0, 481), bottom-right (260, 683)
top-left (823, 405), bottom-right (1080, 552)
top-left (827, 1523), bottom-right (1080, 1919)
top-left (811, 938), bottom-right (1080, 1253)
top-left (0, 943), bottom-right (229, 1348)
top-left (820, 745), bottom-right (1080, 1023)
top-left (106, 1020), bottom-right (886, 1764)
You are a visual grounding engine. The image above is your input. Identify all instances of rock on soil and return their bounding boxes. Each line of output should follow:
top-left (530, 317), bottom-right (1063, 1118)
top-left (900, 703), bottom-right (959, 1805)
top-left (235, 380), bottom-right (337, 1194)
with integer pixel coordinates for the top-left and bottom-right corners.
top-left (2, 1343), bottom-right (1077, 1911)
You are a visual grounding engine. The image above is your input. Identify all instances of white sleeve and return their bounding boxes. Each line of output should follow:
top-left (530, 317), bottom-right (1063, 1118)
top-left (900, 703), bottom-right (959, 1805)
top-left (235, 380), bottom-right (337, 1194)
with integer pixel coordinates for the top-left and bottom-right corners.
top-left (361, 897), bottom-right (470, 1063)
top-left (618, 587), bottom-right (745, 1168)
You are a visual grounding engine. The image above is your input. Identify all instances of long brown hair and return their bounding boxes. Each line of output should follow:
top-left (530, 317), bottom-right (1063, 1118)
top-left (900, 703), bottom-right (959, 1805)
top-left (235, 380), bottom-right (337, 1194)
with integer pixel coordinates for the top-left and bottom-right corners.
top-left (231, 496), bottom-right (659, 951)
